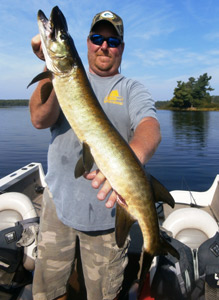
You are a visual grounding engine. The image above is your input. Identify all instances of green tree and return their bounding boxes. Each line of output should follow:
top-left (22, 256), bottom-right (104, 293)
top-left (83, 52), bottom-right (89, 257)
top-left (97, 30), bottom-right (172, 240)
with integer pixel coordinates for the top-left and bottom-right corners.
top-left (192, 73), bottom-right (213, 107)
top-left (170, 73), bottom-right (214, 109)
top-left (171, 81), bottom-right (193, 108)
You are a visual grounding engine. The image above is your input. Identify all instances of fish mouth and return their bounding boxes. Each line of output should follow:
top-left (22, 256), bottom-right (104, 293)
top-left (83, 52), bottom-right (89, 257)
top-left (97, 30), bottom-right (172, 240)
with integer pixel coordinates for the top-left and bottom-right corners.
top-left (37, 6), bottom-right (68, 40)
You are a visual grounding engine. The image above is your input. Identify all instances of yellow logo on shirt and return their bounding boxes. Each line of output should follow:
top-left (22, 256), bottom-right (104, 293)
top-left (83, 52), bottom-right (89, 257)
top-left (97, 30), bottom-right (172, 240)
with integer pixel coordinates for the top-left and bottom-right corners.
top-left (104, 90), bottom-right (123, 105)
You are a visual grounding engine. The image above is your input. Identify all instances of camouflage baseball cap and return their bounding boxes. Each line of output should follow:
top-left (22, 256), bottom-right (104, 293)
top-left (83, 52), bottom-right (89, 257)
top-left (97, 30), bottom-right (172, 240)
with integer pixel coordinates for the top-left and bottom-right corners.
top-left (90, 11), bottom-right (124, 40)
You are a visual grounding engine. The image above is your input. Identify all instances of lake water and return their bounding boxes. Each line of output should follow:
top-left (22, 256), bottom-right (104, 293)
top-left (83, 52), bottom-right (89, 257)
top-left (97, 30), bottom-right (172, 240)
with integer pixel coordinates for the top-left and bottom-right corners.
top-left (0, 106), bottom-right (218, 192)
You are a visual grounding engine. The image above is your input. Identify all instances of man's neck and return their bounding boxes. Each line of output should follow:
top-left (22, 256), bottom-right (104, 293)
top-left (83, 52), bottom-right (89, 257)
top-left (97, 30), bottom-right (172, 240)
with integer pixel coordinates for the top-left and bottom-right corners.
top-left (89, 67), bottom-right (119, 77)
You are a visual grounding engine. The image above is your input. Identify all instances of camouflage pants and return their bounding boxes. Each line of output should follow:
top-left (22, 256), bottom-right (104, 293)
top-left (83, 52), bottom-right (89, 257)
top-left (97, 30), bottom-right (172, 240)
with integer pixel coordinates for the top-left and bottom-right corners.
top-left (33, 187), bottom-right (129, 300)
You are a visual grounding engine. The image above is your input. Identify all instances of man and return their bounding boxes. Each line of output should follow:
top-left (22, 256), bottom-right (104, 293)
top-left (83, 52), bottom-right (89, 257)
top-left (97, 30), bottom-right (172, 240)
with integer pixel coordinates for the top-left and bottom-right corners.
top-left (30, 10), bottom-right (161, 300)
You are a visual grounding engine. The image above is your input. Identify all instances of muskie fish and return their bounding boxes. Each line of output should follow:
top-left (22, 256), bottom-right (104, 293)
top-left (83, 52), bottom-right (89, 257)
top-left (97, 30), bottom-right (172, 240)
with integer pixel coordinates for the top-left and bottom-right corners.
top-left (29, 6), bottom-right (179, 293)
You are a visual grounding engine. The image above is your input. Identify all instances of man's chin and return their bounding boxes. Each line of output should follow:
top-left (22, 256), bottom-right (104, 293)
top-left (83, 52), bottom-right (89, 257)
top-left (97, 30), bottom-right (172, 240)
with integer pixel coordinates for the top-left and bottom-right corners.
top-left (96, 62), bottom-right (112, 72)
top-left (93, 66), bottom-right (116, 77)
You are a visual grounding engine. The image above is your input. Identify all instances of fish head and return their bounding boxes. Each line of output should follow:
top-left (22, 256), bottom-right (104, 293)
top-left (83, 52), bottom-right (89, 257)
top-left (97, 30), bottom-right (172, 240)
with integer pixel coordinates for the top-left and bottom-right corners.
top-left (37, 6), bottom-right (76, 75)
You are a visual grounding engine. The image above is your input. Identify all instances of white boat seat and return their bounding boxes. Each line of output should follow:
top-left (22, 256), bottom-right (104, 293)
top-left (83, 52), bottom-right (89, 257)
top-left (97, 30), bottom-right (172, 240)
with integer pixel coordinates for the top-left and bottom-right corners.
top-left (0, 192), bottom-right (38, 271)
top-left (210, 180), bottom-right (219, 221)
top-left (162, 208), bottom-right (218, 249)
top-left (0, 210), bottom-right (22, 230)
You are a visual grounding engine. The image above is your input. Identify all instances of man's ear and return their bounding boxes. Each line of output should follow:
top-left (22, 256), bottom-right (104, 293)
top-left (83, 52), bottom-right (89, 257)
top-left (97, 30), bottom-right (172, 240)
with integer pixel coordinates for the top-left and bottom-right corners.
top-left (120, 42), bottom-right (125, 54)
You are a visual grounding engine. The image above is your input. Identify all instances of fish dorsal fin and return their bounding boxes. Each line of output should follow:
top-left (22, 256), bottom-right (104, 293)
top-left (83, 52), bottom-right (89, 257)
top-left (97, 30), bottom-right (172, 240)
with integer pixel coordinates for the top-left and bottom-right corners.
top-left (115, 203), bottom-right (136, 248)
top-left (27, 70), bottom-right (52, 88)
top-left (149, 174), bottom-right (175, 208)
top-left (74, 142), bottom-right (94, 178)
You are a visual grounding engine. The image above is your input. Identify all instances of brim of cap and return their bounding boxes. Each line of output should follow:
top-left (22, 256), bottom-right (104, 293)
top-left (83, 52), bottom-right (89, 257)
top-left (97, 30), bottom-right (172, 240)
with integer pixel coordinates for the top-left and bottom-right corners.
top-left (90, 19), bottom-right (123, 40)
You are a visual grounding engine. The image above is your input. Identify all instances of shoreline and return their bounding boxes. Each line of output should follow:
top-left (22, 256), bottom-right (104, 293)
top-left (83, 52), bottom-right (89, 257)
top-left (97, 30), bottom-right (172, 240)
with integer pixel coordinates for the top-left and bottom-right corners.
top-left (157, 107), bottom-right (219, 111)
top-left (1, 100), bottom-right (219, 111)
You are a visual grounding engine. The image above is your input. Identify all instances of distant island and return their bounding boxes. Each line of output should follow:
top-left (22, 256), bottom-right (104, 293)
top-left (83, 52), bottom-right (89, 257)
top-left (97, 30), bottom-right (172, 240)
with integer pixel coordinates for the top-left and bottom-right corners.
top-left (2, 73), bottom-right (219, 111)
top-left (155, 96), bottom-right (219, 111)
top-left (156, 73), bottom-right (219, 111)
top-left (0, 99), bottom-right (29, 107)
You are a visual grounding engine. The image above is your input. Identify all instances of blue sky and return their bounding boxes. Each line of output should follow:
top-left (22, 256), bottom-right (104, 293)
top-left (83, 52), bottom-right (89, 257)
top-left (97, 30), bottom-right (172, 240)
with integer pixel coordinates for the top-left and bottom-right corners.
top-left (1, 0), bottom-right (219, 101)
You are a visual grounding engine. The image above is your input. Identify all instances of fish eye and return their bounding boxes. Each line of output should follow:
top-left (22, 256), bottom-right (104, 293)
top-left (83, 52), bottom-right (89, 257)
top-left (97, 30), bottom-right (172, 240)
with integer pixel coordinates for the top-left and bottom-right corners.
top-left (60, 32), bottom-right (68, 40)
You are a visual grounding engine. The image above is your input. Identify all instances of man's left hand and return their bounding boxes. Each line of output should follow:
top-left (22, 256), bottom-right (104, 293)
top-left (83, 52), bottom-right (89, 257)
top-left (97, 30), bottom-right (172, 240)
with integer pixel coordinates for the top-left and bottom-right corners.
top-left (84, 170), bottom-right (117, 208)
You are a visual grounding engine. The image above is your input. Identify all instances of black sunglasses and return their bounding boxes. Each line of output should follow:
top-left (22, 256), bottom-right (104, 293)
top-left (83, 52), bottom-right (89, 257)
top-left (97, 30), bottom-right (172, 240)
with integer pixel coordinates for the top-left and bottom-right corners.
top-left (89, 34), bottom-right (122, 48)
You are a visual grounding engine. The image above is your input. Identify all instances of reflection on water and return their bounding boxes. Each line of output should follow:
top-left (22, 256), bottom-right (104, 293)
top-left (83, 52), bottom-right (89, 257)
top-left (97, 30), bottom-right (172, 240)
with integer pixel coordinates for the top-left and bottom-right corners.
top-left (147, 110), bottom-right (219, 191)
top-left (172, 111), bottom-right (209, 149)
top-left (1, 107), bottom-right (219, 192)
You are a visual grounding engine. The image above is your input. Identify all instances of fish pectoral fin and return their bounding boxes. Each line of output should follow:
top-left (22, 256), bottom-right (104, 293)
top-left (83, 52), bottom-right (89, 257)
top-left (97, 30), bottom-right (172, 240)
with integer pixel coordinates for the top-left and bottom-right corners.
top-left (149, 174), bottom-right (175, 208)
top-left (115, 203), bottom-right (136, 248)
top-left (74, 156), bottom-right (85, 178)
top-left (74, 142), bottom-right (94, 178)
top-left (27, 70), bottom-right (53, 88)
top-left (82, 142), bottom-right (94, 172)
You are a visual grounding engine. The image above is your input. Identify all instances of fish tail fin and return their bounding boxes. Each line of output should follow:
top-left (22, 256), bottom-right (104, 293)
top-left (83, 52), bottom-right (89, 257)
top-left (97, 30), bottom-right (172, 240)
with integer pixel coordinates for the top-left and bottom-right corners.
top-left (137, 236), bottom-right (179, 299)
top-left (137, 233), bottom-right (179, 299)
top-left (137, 252), bottom-right (154, 299)
top-left (160, 233), bottom-right (180, 259)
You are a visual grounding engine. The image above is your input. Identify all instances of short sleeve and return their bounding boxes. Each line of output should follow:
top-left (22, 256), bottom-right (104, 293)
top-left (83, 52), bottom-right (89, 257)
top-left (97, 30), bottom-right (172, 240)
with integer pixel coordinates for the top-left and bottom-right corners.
top-left (127, 80), bottom-right (157, 131)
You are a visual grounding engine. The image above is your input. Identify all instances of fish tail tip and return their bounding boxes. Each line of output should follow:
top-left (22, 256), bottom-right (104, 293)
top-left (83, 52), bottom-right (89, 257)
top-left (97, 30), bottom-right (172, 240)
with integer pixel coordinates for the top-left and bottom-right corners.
top-left (137, 251), bottom-right (154, 298)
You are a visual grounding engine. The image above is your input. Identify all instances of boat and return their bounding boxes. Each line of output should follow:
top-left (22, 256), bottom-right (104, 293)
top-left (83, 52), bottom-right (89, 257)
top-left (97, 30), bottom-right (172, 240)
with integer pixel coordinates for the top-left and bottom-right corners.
top-left (0, 163), bottom-right (218, 299)
top-left (0, 163), bottom-right (45, 300)
top-left (163, 174), bottom-right (219, 249)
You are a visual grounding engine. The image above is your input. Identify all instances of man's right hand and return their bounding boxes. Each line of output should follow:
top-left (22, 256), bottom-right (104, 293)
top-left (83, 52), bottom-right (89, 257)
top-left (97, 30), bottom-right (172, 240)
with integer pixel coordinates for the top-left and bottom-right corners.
top-left (31, 34), bottom-right (45, 61)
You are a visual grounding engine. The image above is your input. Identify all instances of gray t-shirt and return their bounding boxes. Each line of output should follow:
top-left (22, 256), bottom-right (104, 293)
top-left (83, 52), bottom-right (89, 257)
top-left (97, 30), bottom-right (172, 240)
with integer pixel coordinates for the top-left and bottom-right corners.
top-left (45, 72), bottom-right (157, 231)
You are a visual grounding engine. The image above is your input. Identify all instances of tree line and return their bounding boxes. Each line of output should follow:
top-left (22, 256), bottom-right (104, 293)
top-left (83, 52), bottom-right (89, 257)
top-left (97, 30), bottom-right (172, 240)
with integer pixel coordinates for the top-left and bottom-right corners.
top-left (1, 74), bottom-right (219, 110)
top-left (156, 73), bottom-right (219, 110)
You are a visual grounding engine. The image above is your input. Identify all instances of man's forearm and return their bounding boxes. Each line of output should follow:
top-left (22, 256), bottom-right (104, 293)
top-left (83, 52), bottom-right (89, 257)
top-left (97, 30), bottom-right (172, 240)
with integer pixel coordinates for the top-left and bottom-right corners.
top-left (29, 72), bottom-right (60, 129)
top-left (129, 117), bottom-right (161, 165)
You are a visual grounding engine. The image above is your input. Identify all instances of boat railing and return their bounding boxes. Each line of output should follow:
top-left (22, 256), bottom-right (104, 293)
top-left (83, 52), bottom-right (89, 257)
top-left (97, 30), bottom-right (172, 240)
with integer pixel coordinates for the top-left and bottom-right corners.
top-left (170, 174), bottom-right (219, 207)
